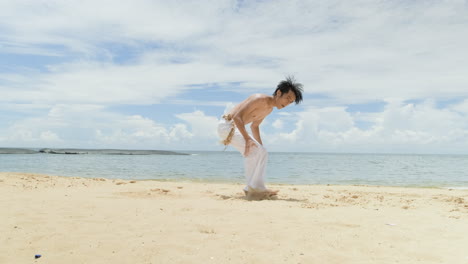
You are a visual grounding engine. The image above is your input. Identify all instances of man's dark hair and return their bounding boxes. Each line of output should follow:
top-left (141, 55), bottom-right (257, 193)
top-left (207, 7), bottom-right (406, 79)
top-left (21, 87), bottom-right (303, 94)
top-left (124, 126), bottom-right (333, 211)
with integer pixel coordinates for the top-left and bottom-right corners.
top-left (273, 76), bottom-right (303, 104)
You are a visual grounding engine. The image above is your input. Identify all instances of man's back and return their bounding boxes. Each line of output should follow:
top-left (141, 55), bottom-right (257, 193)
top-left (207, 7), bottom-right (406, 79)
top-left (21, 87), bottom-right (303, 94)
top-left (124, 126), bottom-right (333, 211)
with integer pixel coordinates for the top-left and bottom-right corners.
top-left (227, 94), bottom-right (274, 125)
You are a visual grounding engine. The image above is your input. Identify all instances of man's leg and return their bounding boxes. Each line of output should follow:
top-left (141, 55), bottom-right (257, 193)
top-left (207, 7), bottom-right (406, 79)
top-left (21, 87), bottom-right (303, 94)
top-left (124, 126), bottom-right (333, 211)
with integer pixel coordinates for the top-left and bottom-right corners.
top-left (243, 141), bottom-right (268, 191)
top-left (228, 130), bottom-right (276, 195)
top-left (218, 120), bottom-right (275, 196)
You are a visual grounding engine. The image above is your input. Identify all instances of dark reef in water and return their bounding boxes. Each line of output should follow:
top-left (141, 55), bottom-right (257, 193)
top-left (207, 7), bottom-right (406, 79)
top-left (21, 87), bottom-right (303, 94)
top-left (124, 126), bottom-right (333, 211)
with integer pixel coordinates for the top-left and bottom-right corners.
top-left (0, 148), bottom-right (188, 155)
top-left (0, 148), bottom-right (39, 154)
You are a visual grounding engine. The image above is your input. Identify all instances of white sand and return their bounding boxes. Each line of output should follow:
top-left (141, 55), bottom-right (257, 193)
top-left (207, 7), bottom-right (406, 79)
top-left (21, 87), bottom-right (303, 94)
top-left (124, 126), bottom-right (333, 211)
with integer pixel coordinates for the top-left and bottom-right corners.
top-left (1, 172), bottom-right (467, 264)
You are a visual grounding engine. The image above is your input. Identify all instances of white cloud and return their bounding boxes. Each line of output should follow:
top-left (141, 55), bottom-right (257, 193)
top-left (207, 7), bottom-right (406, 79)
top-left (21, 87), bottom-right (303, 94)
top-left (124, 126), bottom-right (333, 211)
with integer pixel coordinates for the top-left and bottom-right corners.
top-left (223, 102), bottom-right (235, 115)
top-left (1, 99), bottom-right (468, 153)
top-left (0, 105), bottom-right (221, 150)
top-left (1, 1), bottom-right (466, 105)
top-left (1, 123), bottom-right (61, 147)
top-left (450, 99), bottom-right (468, 114)
top-left (267, 99), bottom-right (468, 153)
top-left (169, 124), bottom-right (193, 142)
top-left (272, 119), bottom-right (284, 129)
top-left (0, 0), bottom-right (224, 53)
top-left (316, 107), bottom-right (354, 132)
top-left (39, 130), bottom-right (62, 142)
top-left (1, 1), bottom-right (468, 153)
top-left (1, 62), bottom-right (186, 105)
top-left (175, 110), bottom-right (218, 139)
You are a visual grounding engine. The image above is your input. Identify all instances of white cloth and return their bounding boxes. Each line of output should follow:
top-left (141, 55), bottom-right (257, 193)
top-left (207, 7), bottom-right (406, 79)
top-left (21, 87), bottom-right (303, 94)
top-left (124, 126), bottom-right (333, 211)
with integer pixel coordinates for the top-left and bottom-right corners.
top-left (217, 118), bottom-right (268, 191)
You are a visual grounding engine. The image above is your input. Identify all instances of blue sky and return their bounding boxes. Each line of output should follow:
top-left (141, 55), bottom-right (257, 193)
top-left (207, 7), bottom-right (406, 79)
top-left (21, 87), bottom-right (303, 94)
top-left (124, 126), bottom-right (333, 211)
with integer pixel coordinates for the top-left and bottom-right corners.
top-left (1, 0), bottom-right (468, 153)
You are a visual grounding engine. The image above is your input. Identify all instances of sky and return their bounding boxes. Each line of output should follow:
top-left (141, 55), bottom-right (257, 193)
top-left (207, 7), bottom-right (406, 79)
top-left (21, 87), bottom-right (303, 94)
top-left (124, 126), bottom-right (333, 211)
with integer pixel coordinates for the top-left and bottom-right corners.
top-left (1, 0), bottom-right (468, 154)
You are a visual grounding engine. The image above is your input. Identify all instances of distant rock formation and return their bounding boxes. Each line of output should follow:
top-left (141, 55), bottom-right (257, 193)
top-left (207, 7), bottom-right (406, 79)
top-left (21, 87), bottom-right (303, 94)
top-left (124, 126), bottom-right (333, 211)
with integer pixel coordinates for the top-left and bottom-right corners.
top-left (0, 148), bottom-right (188, 155)
top-left (0, 148), bottom-right (38, 154)
top-left (38, 148), bottom-right (189, 155)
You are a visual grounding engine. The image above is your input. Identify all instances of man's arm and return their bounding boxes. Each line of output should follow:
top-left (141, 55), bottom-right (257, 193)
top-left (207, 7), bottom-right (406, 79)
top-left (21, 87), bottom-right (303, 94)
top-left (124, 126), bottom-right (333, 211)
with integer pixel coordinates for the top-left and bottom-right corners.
top-left (232, 112), bottom-right (257, 157)
top-left (231, 95), bottom-right (260, 156)
top-left (232, 115), bottom-right (251, 144)
top-left (250, 118), bottom-right (264, 145)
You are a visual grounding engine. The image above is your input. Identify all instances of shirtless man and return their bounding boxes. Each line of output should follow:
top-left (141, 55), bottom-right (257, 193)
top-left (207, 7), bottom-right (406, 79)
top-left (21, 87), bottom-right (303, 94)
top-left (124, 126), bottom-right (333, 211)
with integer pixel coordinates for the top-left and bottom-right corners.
top-left (218, 77), bottom-right (303, 199)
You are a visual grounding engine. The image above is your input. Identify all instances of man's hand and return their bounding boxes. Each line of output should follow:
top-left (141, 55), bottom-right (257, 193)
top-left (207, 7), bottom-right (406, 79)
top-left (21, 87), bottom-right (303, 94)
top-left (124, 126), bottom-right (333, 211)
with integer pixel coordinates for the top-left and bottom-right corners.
top-left (244, 138), bottom-right (257, 157)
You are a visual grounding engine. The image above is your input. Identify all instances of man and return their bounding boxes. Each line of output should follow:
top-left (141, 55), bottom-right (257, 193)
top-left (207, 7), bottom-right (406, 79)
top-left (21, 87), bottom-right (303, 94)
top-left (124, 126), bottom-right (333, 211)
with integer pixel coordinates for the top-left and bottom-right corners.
top-left (218, 76), bottom-right (303, 199)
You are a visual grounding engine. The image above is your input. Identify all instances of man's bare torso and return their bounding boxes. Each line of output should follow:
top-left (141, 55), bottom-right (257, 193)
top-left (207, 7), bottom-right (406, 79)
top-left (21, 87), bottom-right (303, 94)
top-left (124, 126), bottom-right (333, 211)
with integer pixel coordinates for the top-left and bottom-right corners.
top-left (228, 94), bottom-right (273, 125)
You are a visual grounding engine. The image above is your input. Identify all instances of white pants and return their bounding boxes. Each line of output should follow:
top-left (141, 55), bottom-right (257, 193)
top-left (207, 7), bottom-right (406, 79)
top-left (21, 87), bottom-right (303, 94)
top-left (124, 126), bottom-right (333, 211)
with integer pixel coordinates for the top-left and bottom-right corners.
top-left (218, 118), bottom-right (268, 191)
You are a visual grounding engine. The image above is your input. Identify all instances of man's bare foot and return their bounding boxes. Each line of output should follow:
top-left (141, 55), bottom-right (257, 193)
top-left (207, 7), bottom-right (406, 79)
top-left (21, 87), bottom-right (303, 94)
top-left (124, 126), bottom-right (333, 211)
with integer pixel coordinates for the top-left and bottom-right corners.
top-left (244, 188), bottom-right (279, 200)
top-left (265, 189), bottom-right (279, 196)
top-left (243, 189), bottom-right (277, 195)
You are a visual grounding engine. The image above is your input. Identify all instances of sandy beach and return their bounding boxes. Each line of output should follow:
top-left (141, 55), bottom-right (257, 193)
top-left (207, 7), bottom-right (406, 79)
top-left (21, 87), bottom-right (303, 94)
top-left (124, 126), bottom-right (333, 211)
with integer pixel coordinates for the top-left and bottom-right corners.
top-left (1, 172), bottom-right (467, 264)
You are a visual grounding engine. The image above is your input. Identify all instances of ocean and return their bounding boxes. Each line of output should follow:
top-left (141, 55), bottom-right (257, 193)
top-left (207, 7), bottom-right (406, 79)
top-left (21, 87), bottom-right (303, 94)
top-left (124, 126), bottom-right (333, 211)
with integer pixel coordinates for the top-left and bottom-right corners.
top-left (1, 151), bottom-right (467, 188)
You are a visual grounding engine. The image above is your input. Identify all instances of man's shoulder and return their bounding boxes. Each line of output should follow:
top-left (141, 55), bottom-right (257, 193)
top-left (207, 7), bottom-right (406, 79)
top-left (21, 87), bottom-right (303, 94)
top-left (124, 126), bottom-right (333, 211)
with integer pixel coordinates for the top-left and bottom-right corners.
top-left (249, 93), bottom-right (270, 101)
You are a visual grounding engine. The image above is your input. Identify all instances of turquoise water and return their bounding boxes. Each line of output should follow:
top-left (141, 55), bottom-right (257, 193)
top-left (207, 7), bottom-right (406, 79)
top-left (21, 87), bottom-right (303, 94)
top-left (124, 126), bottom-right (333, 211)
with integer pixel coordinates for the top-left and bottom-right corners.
top-left (1, 151), bottom-right (467, 188)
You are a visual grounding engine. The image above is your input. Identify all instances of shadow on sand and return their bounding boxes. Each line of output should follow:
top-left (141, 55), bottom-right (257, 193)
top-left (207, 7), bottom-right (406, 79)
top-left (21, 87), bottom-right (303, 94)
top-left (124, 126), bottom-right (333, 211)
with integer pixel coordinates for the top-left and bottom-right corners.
top-left (216, 193), bottom-right (307, 202)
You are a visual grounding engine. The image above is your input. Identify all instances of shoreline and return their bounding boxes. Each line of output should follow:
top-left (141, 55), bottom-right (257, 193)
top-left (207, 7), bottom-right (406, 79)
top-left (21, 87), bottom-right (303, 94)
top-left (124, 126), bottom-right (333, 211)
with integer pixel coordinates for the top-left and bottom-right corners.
top-left (1, 170), bottom-right (467, 190)
top-left (1, 172), bottom-right (467, 263)
top-left (2, 172), bottom-right (466, 193)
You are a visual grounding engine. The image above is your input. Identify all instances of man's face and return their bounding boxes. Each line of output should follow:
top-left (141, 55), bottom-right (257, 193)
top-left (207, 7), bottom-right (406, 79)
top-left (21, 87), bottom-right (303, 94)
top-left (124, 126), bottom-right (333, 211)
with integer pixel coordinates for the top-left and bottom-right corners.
top-left (277, 90), bottom-right (296, 109)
